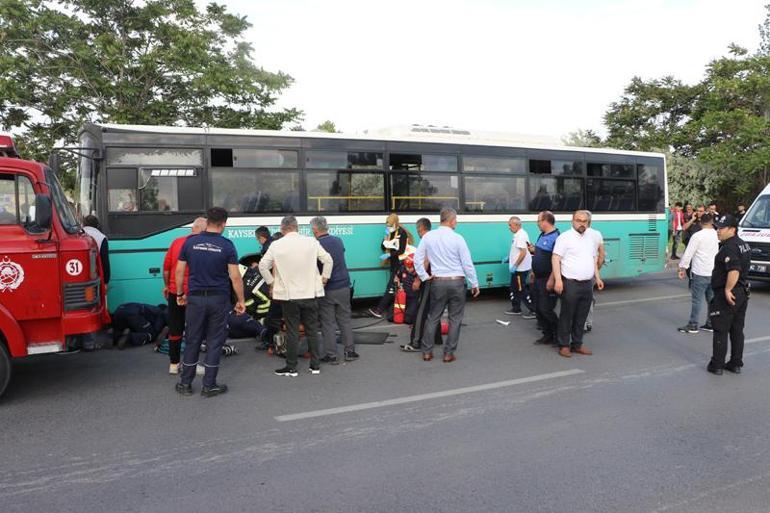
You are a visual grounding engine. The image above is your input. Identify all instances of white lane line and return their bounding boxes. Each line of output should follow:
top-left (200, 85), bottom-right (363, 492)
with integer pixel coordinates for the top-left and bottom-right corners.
top-left (600, 294), bottom-right (690, 307)
top-left (746, 335), bottom-right (770, 344)
top-left (275, 369), bottom-right (585, 422)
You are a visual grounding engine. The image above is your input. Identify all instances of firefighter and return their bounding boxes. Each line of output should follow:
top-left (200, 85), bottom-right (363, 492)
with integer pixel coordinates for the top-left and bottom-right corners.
top-left (238, 253), bottom-right (271, 320)
top-left (707, 214), bottom-right (752, 375)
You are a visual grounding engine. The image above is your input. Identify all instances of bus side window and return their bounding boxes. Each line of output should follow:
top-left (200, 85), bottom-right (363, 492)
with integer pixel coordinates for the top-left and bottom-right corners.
top-left (138, 169), bottom-right (203, 212)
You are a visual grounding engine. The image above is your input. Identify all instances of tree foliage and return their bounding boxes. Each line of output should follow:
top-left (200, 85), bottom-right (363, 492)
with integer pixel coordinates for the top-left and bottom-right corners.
top-left (0, 0), bottom-right (302, 188)
top-left (598, 5), bottom-right (770, 209)
top-left (314, 120), bottom-right (339, 133)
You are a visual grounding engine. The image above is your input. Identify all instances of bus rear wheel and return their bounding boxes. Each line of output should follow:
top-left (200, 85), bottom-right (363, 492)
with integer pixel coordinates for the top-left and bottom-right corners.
top-left (0, 343), bottom-right (11, 399)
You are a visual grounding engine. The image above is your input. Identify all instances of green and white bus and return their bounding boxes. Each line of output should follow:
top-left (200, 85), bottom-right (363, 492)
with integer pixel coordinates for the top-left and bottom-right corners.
top-left (74, 123), bottom-right (667, 308)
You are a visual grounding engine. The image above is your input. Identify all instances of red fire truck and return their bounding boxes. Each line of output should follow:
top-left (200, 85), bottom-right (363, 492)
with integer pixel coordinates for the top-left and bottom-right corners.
top-left (0, 135), bottom-right (107, 398)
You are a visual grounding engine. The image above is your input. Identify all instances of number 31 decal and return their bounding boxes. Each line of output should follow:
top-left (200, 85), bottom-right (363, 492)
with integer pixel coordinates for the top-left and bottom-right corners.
top-left (66, 259), bottom-right (83, 276)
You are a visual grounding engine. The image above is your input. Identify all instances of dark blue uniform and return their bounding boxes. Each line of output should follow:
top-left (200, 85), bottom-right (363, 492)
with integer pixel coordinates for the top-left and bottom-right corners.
top-left (532, 228), bottom-right (560, 344)
top-left (708, 233), bottom-right (751, 372)
top-left (178, 231), bottom-right (238, 387)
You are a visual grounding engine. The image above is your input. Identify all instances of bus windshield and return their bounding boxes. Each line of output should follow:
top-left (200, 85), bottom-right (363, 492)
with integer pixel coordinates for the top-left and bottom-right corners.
top-left (742, 195), bottom-right (770, 229)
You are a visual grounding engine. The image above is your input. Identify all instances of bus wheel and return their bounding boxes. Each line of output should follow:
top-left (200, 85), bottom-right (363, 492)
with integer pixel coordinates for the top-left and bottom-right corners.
top-left (0, 343), bottom-right (11, 399)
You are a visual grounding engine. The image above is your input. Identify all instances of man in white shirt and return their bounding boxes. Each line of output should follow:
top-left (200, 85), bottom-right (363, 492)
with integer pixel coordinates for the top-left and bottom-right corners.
top-left (505, 216), bottom-right (535, 318)
top-left (677, 213), bottom-right (718, 334)
top-left (552, 210), bottom-right (604, 358)
top-left (259, 215), bottom-right (333, 377)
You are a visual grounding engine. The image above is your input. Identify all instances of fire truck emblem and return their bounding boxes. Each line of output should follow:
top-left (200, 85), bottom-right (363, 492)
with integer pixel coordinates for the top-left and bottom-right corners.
top-left (0, 256), bottom-right (25, 292)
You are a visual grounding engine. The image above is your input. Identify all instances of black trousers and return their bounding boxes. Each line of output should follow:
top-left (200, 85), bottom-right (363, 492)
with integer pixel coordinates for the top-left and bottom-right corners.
top-left (509, 270), bottom-right (534, 313)
top-left (167, 295), bottom-right (185, 364)
top-left (557, 279), bottom-right (593, 349)
top-left (410, 280), bottom-right (442, 348)
top-left (376, 270), bottom-right (398, 313)
top-left (533, 276), bottom-right (558, 340)
top-left (709, 287), bottom-right (749, 369)
top-left (282, 298), bottom-right (321, 369)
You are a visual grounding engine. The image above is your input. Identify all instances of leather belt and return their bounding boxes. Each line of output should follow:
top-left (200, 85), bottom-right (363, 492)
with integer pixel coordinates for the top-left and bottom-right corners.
top-left (432, 276), bottom-right (465, 281)
top-left (189, 289), bottom-right (229, 296)
top-left (564, 277), bottom-right (593, 284)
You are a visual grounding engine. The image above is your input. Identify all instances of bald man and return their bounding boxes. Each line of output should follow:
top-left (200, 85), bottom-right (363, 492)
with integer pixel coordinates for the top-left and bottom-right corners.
top-left (162, 216), bottom-right (207, 374)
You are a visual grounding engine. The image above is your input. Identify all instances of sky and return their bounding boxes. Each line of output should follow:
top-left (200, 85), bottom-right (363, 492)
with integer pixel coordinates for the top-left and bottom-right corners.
top-left (215, 0), bottom-right (765, 139)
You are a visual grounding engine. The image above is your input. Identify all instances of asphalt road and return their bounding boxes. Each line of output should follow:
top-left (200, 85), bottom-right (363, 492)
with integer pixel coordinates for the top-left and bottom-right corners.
top-left (3, 271), bottom-right (770, 513)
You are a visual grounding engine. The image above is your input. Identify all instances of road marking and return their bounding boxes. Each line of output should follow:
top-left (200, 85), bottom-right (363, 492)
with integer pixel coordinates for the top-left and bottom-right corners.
top-left (274, 369), bottom-right (585, 422)
top-left (600, 293), bottom-right (690, 307)
top-left (746, 335), bottom-right (770, 344)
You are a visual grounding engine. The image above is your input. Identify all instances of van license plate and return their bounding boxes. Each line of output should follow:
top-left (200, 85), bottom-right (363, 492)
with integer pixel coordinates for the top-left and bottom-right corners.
top-left (750, 264), bottom-right (766, 273)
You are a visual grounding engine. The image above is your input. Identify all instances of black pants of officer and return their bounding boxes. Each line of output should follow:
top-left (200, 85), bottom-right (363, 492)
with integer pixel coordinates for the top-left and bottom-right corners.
top-left (282, 298), bottom-right (321, 370)
top-left (533, 276), bottom-right (558, 342)
top-left (410, 280), bottom-right (442, 348)
top-left (709, 287), bottom-right (748, 369)
top-left (557, 278), bottom-right (593, 349)
top-left (180, 293), bottom-right (229, 388)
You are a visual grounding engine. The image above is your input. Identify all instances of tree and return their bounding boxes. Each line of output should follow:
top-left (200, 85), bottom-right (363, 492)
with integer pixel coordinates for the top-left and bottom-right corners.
top-left (600, 5), bottom-right (770, 208)
top-left (314, 120), bottom-right (339, 133)
top-left (561, 129), bottom-right (603, 148)
top-left (0, 0), bottom-right (302, 189)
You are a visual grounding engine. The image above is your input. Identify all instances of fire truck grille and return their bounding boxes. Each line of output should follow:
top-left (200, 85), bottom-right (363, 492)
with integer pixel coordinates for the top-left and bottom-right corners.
top-left (63, 279), bottom-right (101, 311)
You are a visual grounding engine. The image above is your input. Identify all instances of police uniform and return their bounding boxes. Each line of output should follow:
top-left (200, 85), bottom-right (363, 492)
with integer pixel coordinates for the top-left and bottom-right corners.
top-left (532, 228), bottom-right (560, 344)
top-left (708, 214), bottom-right (751, 374)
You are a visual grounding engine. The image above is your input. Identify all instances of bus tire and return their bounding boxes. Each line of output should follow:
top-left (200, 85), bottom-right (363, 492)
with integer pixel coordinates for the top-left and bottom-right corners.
top-left (0, 342), bottom-right (10, 399)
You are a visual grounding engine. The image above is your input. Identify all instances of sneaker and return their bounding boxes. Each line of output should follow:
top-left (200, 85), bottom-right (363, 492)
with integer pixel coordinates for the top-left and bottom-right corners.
top-left (274, 366), bottom-right (298, 377)
top-left (320, 354), bottom-right (338, 364)
top-left (344, 350), bottom-right (360, 361)
top-left (504, 309), bottom-right (522, 315)
top-left (400, 344), bottom-right (420, 352)
top-left (175, 383), bottom-right (193, 396)
top-left (169, 363), bottom-right (180, 375)
top-left (201, 383), bottom-right (228, 397)
top-left (367, 307), bottom-right (383, 318)
top-left (699, 323), bottom-right (714, 333)
top-left (522, 312), bottom-right (536, 320)
top-left (309, 365), bottom-right (321, 375)
top-left (677, 324), bottom-right (699, 334)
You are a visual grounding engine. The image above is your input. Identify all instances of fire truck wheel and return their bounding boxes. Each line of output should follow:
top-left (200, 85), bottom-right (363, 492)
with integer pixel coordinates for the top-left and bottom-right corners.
top-left (0, 343), bottom-right (10, 399)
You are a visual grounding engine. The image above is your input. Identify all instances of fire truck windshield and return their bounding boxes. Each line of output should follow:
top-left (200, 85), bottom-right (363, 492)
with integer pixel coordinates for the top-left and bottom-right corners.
top-left (45, 167), bottom-right (81, 234)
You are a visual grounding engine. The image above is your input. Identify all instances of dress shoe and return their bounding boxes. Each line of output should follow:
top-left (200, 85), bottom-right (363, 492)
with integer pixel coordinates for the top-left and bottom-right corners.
top-left (422, 353), bottom-right (433, 361)
top-left (572, 346), bottom-right (593, 356)
top-left (534, 335), bottom-right (554, 345)
top-left (558, 347), bottom-right (572, 358)
top-left (724, 364), bottom-right (742, 374)
top-left (442, 354), bottom-right (456, 363)
top-left (706, 363), bottom-right (723, 375)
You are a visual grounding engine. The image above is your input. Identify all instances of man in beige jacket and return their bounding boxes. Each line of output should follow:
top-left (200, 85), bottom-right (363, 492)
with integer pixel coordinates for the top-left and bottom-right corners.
top-left (259, 215), bottom-right (333, 377)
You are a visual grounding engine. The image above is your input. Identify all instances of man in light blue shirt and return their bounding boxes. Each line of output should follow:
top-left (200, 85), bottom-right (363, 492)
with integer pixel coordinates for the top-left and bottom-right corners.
top-left (414, 208), bottom-right (480, 363)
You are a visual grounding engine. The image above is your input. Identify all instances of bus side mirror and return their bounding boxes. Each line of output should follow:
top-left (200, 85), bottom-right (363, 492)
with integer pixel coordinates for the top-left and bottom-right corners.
top-left (48, 152), bottom-right (60, 174)
top-left (35, 194), bottom-right (52, 230)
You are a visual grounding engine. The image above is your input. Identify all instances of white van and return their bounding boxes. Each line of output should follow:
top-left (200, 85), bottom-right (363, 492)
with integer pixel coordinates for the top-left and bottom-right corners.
top-left (739, 183), bottom-right (770, 281)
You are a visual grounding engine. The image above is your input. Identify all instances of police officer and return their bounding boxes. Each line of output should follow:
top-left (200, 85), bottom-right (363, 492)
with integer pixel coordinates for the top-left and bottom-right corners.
top-left (707, 214), bottom-right (751, 375)
top-left (175, 207), bottom-right (246, 396)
